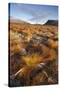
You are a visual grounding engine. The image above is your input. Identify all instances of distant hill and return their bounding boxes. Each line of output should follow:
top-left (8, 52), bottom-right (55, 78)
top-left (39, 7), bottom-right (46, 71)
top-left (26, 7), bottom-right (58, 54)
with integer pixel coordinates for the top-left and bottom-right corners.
top-left (45, 20), bottom-right (58, 26)
top-left (9, 17), bottom-right (30, 24)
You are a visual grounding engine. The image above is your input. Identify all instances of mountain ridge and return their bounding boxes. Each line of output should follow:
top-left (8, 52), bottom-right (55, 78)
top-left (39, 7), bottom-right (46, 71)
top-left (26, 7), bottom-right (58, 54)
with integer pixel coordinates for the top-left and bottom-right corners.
top-left (45, 20), bottom-right (58, 26)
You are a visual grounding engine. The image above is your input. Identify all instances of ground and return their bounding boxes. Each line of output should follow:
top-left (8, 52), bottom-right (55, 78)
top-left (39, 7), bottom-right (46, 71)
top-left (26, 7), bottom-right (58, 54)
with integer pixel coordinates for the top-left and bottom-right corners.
top-left (9, 21), bottom-right (58, 87)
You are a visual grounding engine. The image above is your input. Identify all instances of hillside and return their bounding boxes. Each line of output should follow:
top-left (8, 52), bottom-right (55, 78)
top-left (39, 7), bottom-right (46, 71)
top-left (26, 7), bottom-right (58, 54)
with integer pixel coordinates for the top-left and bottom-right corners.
top-left (9, 20), bottom-right (58, 87)
top-left (45, 20), bottom-right (58, 26)
top-left (9, 17), bottom-right (30, 24)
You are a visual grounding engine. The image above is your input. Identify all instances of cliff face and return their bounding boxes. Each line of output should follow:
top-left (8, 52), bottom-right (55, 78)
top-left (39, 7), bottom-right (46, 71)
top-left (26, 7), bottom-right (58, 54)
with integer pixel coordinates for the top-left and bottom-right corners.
top-left (9, 20), bottom-right (58, 87)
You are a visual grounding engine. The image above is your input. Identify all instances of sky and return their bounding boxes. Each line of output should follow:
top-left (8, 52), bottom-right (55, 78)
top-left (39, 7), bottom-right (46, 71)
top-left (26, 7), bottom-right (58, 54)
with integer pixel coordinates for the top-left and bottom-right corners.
top-left (9, 3), bottom-right (58, 24)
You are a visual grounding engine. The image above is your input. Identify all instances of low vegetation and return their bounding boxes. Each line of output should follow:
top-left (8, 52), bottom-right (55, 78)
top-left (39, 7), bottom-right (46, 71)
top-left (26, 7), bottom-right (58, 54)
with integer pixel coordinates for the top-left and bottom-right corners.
top-left (9, 21), bottom-right (58, 86)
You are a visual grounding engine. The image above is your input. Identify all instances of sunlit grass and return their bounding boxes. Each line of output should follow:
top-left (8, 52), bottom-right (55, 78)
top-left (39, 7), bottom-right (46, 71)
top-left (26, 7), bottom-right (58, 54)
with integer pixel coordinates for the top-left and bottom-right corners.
top-left (22, 53), bottom-right (43, 66)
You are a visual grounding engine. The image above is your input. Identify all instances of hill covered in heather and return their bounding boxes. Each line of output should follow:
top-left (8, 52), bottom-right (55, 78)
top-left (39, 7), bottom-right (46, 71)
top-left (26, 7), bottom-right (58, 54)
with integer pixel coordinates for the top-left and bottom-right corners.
top-left (9, 19), bottom-right (58, 87)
